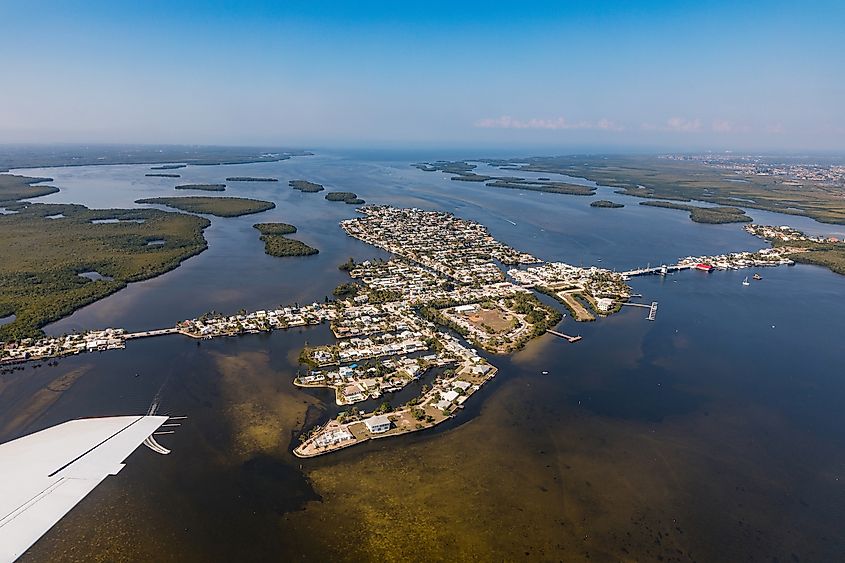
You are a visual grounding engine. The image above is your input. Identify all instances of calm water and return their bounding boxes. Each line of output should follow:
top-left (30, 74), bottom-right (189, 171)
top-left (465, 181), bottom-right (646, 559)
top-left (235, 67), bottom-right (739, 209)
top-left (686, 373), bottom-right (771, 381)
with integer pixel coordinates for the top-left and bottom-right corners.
top-left (2, 153), bottom-right (845, 561)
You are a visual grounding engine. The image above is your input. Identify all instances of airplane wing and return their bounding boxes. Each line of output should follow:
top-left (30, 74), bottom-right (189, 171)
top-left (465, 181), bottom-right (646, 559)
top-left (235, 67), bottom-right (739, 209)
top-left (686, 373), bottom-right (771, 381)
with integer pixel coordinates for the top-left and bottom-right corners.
top-left (0, 415), bottom-right (168, 562)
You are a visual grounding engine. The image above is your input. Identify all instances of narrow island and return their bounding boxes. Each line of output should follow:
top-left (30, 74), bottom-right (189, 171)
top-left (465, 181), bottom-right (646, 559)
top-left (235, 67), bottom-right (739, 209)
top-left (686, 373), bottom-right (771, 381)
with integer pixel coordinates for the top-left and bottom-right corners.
top-left (145, 173), bottom-right (181, 178)
top-left (289, 179), bottom-right (325, 192)
top-left (253, 222), bottom-right (318, 257)
top-left (325, 191), bottom-right (365, 204)
top-left (414, 161), bottom-right (595, 195)
top-left (590, 200), bottom-right (624, 208)
top-left (174, 184), bottom-right (226, 192)
top-left (150, 164), bottom-right (187, 170)
top-left (640, 201), bottom-right (752, 224)
top-left (135, 196), bottom-right (275, 217)
top-left (225, 176), bottom-right (279, 182)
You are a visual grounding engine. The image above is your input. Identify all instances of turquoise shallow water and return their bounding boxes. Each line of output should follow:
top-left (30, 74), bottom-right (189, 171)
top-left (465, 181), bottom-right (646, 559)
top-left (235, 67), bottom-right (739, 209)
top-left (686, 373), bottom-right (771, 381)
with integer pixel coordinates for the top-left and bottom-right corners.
top-left (2, 152), bottom-right (844, 561)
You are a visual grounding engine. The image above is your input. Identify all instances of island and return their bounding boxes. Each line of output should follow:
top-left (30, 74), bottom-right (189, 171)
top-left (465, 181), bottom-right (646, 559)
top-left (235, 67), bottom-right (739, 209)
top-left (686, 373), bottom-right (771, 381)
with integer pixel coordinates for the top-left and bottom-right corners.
top-left (414, 161), bottom-right (594, 195)
top-left (289, 179), bottom-right (325, 192)
top-left (325, 191), bottom-right (365, 204)
top-left (253, 222), bottom-right (318, 257)
top-left (225, 176), bottom-right (279, 182)
top-left (174, 184), bottom-right (226, 191)
top-left (590, 199), bottom-right (624, 208)
top-left (135, 196), bottom-right (275, 217)
top-left (150, 164), bottom-right (187, 170)
top-left (639, 201), bottom-right (752, 223)
top-left (0, 201), bottom-right (208, 340)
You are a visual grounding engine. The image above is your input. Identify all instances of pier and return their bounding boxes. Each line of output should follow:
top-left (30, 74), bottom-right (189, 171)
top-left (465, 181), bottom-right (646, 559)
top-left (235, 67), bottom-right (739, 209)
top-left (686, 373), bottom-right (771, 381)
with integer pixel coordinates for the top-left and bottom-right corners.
top-left (621, 301), bottom-right (659, 321)
top-left (546, 329), bottom-right (582, 343)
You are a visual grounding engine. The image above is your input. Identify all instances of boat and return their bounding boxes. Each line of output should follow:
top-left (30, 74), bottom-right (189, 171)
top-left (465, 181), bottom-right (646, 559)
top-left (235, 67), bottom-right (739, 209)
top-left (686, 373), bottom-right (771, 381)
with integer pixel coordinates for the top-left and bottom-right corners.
top-left (753, 273), bottom-right (762, 280)
top-left (742, 276), bottom-right (750, 286)
top-left (694, 263), bottom-right (714, 272)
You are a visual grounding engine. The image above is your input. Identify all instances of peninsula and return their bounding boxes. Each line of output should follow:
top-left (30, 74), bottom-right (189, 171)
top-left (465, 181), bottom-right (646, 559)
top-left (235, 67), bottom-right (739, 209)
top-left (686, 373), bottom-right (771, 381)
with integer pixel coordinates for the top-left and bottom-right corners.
top-left (0, 174), bottom-right (59, 203)
top-left (135, 196), bottom-right (275, 217)
top-left (640, 201), bottom-right (752, 224)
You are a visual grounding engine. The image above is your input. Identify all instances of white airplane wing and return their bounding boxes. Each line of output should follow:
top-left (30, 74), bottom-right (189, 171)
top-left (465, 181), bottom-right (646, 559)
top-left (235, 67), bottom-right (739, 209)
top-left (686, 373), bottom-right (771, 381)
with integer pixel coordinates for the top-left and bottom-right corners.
top-left (0, 415), bottom-right (168, 562)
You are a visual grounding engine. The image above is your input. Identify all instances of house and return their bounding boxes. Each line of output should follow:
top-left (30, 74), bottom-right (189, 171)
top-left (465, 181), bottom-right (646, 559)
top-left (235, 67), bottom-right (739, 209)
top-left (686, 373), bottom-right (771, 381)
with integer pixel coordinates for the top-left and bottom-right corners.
top-left (595, 297), bottom-right (614, 313)
top-left (364, 414), bottom-right (391, 434)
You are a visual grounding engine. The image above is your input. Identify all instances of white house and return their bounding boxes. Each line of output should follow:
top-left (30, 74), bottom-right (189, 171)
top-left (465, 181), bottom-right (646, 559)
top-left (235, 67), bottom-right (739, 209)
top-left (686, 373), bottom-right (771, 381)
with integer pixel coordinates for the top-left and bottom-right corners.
top-left (364, 415), bottom-right (391, 434)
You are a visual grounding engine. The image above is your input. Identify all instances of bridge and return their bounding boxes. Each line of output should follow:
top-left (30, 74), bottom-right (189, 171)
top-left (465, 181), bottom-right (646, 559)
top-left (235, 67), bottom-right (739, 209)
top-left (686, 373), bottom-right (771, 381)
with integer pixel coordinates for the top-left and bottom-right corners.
top-left (621, 264), bottom-right (692, 277)
top-left (124, 327), bottom-right (179, 340)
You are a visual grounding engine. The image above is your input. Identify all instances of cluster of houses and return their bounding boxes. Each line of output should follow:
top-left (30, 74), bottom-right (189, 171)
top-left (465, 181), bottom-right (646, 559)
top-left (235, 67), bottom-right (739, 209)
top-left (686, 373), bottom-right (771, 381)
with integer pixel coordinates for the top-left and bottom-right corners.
top-left (176, 303), bottom-right (336, 338)
top-left (1, 328), bottom-right (126, 364)
top-left (745, 224), bottom-right (840, 245)
top-left (307, 330), bottom-right (430, 367)
top-left (330, 302), bottom-right (412, 338)
top-left (297, 352), bottom-right (449, 406)
top-left (675, 250), bottom-right (795, 271)
top-left (341, 206), bottom-right (539, 285)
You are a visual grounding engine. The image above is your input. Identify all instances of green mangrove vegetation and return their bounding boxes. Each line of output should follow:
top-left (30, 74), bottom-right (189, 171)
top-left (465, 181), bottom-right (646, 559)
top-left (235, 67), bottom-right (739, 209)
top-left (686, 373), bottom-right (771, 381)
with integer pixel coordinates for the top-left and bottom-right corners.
top-left (150, 164), bottom-right (187, 170)
top-left (135, 196), bottom-right (275, 217)
top-left (0, 146), bottom-right (310, 173)
top-left (325, 192), bottom-right (365, 204)
top-left (639, 201), bottom-right (752, 223)
top-left (253, 222), bottom-right (297, 236)
top-left (413, 161), bottom-right (595, 196)
top-left (289, 180), bottom-right (325, 192)
top-left (175, 184), bottom-right (227, 191)
top-left (225, 176), bottom-right (279, 182)
top-left (253, 222), bottom-right (318, 257)
top-left (590, 200), bottom-right (624, 208)
top-left (0, 203), bottom-right (209, 340)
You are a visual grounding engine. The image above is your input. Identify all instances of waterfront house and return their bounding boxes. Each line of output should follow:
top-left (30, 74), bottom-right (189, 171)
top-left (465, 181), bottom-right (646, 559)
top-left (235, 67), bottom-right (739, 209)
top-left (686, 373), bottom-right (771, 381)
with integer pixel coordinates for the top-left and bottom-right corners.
top-left (364, 415), bottom-right (391, 434)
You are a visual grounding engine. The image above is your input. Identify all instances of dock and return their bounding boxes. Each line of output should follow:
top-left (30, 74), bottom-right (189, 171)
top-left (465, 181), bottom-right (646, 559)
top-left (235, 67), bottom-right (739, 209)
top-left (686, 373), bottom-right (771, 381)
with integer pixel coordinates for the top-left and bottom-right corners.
top-left (546, 329), bottom-right (582, 343)
top-left (621, 301), bottom-right (659, 321)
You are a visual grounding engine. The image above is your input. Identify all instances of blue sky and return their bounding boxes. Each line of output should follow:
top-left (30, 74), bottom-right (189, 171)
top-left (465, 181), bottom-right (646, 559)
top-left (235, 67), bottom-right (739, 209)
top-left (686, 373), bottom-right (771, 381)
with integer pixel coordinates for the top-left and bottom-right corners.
top-left (1, 1), bottom-right (842, 151)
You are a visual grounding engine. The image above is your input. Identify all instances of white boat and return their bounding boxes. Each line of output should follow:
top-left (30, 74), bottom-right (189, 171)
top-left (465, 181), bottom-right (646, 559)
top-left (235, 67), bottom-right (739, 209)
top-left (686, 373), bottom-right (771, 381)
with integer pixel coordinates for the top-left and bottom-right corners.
top-left (742, 276), bottom-right (750, 286)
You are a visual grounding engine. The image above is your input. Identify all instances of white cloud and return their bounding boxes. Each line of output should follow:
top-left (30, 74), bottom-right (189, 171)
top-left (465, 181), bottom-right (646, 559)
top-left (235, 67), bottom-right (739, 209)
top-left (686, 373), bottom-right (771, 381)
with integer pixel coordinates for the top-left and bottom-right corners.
top-left (665, 117), bottom-right (702, 132)
top-left (475, 115), bottom-right (595, 130)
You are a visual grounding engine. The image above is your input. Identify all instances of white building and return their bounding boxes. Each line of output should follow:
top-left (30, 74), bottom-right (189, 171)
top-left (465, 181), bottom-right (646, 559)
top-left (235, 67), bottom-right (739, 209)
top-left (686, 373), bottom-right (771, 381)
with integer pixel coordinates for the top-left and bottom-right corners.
top-left (364, 414), bottom-right (391, 434)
